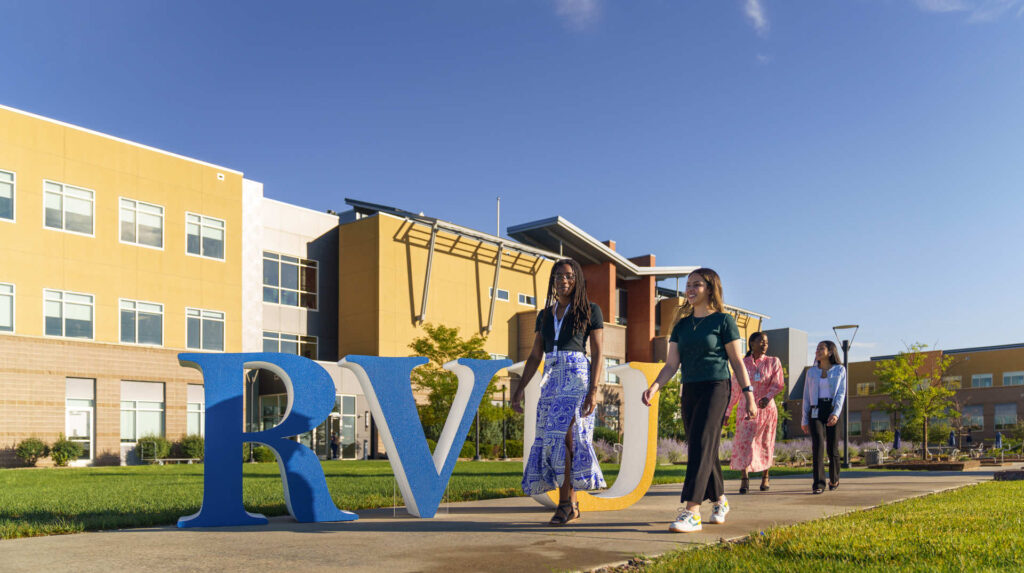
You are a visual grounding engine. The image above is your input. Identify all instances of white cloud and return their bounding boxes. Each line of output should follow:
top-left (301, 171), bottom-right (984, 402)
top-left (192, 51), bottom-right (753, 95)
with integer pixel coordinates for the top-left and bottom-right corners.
top-left (554, 0), bottom-right (600, 30)
top-left (911, 0), bottom-right (1024, 21)
top-left (744, 0), bottom-right (770, 37)
top-left (913, 0), bottom-right (971, 12)
top-left (756, 53), bottom-right (773, 64)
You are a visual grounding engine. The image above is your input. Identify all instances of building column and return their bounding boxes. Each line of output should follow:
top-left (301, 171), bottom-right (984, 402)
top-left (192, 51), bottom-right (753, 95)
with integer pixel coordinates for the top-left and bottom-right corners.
top-left (581, 261), bottom-right (615, 325)
top-left (626, 255), bottom-right (656, 362)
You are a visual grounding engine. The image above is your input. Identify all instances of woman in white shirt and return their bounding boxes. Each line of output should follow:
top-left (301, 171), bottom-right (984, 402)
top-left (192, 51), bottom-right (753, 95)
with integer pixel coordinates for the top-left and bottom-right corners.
top-left (801, 340), bottom-right (847, 494)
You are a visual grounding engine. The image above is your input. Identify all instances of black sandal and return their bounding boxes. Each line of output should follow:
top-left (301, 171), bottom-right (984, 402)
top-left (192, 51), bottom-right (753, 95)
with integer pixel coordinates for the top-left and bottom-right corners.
top-left (828, 481), bottom-right (839, 491)
top-left (760, 476), bottom-right (770, 491)
top-left (739, 476), bottom-right (749, 494)
top-left (549, 501), bottom-right (579, 526)
top-left (813, 487), bottom-right (824, 495)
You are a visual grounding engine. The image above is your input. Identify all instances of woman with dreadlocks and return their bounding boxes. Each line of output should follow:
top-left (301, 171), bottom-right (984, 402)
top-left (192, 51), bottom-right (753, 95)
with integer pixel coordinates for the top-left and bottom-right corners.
top-left (512, 258), bottom-right (606, 526)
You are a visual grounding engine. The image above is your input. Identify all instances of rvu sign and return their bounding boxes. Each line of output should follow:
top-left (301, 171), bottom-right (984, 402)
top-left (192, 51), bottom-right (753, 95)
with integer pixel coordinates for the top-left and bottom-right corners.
top-left (177, 352), bottom-right (659, 528)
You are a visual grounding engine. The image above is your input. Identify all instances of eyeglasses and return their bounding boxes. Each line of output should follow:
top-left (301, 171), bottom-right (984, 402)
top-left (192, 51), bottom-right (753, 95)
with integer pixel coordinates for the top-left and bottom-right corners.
top-left (554, 273), bottom-right (576, 282)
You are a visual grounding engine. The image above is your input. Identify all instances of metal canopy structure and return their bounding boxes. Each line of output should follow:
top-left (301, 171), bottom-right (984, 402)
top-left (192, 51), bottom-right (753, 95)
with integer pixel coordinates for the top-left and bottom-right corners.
top-left (342, 198), bottom-right (560, 332)
top-left (507, 216), bottom-right (698, 280)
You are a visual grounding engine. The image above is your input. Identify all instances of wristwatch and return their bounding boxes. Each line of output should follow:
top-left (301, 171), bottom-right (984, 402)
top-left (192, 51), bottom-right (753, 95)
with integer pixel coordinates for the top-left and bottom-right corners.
top-left (742, 386), bottom-right (754, 393)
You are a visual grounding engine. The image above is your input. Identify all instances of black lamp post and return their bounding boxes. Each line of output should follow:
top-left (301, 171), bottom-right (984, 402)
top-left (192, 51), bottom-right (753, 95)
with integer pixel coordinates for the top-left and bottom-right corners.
top-left (833, 324), bottom-right (859, 469)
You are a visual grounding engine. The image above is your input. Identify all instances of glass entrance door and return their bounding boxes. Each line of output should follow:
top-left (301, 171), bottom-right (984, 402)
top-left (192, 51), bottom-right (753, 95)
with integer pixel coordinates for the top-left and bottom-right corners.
top-left (65, 405), bottom-right (93, 465)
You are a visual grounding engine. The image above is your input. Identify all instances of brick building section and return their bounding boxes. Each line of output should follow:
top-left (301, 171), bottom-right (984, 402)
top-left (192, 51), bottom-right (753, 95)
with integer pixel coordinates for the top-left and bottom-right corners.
top-left (581, 261), bottom-right (616, 326)
top-left (0, 335), bottom-right (203, 467)
top-left (625, 255), bottom-right (656, 362)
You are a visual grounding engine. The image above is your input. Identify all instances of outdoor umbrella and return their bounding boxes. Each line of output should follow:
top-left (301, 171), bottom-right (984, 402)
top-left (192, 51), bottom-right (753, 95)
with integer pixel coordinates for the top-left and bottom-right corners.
top-left (996, 432), bottom-right (1003, 449)
top-left (948, 430), bottom-right (956, 447)
top-left (893, 429), bottom-right (901, 450)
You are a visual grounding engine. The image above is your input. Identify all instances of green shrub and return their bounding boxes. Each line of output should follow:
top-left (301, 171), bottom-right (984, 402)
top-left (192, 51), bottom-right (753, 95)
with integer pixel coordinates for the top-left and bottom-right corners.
top-left (593, 425), bottom-right (619, 445)
top-left (15, 437), bottom-right (49, 466)
top-left (253, 445), bottom-right (276, 463)
top-left (460, 440), bottom-right (477, 458)
top-left (505, 439), bottom-right (523, 458)
top-left (179, 434), bottom-right (204, 459)
top-left (50, 434), bottom-right (83, 467)
top-left (136, 434), bottom-right (171, 461)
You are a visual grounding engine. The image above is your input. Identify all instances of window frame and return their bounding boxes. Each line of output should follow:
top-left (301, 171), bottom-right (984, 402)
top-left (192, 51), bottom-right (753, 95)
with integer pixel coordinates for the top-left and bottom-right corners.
top-left (849, 412), bottom-right (862, 436)
top-left (1002, 371), bottom-right (1024, 387)
top-left (994, 403), bottom-right (1017, 431)
top-left (119, 197), bottom-right (165, 250)
top-left (605, 357), bottom-right (621, 384)
top-left (185, 211), bottom-right (226, 261)
top-left (42, 179), bottom-right (95, 237)
top-left (517, 293), bottom-right (536, 307)
top-left (961, 405), bottom-right (984, 431)
top-left (488, 287), bottom-right (510, 302)
top-left (119, 298), bottom-right (164, 347)
top-left (971, 373), bottom-right (993, 388)
top-left (262, 251), bottom-right (319, 310)
top-left (0, 282), bottom-right (13, 333)
top-left (262, 330), bottom-right (318, 360)
top-left (185, 307), bottom-right (226, 351)
top-left (0, 168), bottom-right (15, 223)
top-left (43, 288), bottom-right (95, 340)
top-left (870, 411), bottom-right (891, 432)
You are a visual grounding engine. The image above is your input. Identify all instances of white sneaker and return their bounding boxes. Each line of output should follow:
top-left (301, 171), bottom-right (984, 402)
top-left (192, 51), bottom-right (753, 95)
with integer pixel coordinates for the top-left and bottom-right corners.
top-left (668, 508), bottom-right (702, 533)
top-left (707, 497), bottom-right (729, 524)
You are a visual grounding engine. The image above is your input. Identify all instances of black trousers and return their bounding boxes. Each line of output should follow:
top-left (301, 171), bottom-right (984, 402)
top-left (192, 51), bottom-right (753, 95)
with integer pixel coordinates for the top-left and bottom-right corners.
top-left (680, 379), bottom-right (731, 504)
top-left (810, 398), bottom-right (839, 490)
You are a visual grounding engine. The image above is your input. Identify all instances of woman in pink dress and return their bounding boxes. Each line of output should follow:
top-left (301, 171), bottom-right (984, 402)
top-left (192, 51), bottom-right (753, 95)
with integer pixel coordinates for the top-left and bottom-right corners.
top-left (727, 331), bottom-right (785, 493)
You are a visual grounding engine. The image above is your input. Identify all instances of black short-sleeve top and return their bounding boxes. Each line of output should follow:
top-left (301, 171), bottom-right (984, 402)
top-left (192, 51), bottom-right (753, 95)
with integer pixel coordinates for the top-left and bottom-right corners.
top-left (669, 312), bottom-right (741, 383)
top-left (534, 302), bottom-right (604, 354)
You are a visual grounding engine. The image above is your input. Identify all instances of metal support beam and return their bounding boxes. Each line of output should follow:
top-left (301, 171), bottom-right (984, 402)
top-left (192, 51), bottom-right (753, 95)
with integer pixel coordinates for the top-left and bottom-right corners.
top-left (485, 245), bottom-right (504, 333)
top-left (416, 223), bottom-right (439, 323)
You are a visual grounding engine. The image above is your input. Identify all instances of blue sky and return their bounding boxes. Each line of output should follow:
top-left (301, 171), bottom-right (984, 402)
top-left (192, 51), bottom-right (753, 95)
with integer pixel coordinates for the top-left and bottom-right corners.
top-left (2, 1), bottom-right (1022, 363)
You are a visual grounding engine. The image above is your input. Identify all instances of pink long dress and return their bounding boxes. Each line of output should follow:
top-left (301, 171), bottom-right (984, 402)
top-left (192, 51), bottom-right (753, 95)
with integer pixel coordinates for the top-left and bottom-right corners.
top-left (727, 355), bottom-right (785, 472)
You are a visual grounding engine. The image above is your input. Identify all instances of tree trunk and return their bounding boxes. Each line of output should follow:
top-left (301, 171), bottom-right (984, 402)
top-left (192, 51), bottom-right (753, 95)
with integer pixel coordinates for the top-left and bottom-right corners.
top-left (923, 419), bottom-right (929, 461)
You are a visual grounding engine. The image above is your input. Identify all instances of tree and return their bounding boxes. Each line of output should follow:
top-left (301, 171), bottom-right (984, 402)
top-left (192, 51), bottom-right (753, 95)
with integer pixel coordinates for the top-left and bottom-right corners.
top-left (658, 372), bottom-right (685, 440)
top-left (408, 323), bottom-right (495, 442)
top-left (872, 343), bottom-right (956, 460)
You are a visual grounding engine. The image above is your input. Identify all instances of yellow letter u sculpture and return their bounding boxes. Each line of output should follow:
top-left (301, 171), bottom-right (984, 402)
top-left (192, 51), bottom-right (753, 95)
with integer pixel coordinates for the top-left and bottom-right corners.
top-left (509, 361), bottom-right (661, 511)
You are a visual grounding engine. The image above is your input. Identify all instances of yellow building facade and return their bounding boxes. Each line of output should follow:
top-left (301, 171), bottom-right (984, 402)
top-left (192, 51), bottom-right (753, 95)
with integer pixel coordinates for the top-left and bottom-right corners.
top-left (0, 105), bottom-right (245, 466)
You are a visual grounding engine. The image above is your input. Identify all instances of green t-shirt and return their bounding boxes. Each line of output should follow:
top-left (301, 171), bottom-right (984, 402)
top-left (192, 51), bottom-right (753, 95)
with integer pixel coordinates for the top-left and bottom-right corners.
top-left (669, 312), bottom-right (741, 383)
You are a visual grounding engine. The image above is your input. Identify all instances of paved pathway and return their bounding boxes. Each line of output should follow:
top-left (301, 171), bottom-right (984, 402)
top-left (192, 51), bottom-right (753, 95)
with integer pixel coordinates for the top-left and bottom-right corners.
top-left (2, 466), bottom-right (1015, 572)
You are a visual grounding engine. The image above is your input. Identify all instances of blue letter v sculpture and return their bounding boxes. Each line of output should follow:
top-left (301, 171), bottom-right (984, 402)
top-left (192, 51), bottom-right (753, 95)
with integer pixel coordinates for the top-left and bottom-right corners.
top-left (339, 356), bottom-right (511, 518)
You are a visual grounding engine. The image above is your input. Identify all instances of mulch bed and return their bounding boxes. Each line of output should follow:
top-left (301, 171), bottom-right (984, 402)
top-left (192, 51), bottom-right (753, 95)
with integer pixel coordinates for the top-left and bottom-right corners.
top-left (868, 460), bottom-right (981, 471)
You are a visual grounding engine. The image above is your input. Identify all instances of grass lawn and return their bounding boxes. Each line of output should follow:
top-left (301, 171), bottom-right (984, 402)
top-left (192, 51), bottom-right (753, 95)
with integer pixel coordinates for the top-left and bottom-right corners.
top-left (0, 461), bottom-right (811, 540)
top-left (634, 480), bottom-right (1024, 573)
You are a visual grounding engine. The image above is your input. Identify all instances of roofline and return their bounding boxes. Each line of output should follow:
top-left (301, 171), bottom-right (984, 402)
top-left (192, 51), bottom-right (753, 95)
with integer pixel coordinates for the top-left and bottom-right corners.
top-left (868, 342), bottom-right (1024, 361)
top-left (0, 103), bottom-right (244, 176)
top-left (508, 216), bottom-right (698, 279)
top-left (344, 198), bottom-right (562, 261)
top-left (262, 197), bottom-right (341, 221)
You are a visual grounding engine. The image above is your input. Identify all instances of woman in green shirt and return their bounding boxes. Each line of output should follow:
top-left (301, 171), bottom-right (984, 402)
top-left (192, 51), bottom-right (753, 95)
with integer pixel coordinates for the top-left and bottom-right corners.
top-left (641, 268), bottom-right (758, 533)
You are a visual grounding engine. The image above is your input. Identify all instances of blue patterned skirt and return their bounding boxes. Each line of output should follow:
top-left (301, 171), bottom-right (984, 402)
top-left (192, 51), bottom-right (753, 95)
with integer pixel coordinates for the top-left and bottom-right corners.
top-left (522, 351), bottom-right (607, 495)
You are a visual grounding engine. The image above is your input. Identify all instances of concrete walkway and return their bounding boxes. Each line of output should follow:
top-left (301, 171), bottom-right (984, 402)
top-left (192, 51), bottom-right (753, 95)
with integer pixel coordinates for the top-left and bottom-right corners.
top-left (2, 466), bottom-right (1015, 573)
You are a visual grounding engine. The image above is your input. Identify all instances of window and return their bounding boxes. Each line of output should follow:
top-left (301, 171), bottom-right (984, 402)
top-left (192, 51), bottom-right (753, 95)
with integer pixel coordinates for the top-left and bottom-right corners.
top-left (120, 299), bottom-right (163, 345)
top-left (0, 283), bottom-right (12, 332)
top-left (0, 169), bottom-right (14, 221)
top-left (488, 287), bottom-right (509, 302)
top-left (44, 289), bottom-right (93, 339)
top-left (597, 403), bottom-right (620, 431)
top-left (44, 180), bottom-right (94, 235)
top-left (263, 252), bottom-right (318, 309)
top-left (260, 394), bottom-right (288, 430)
top-left (186, 308), bottom-right (224, 351)
top-left (186, 213), bottom-right (225, 259)
top-left (120, 381), bottom-right (165, 442)
top-left (870, 411), bottom-right (891, 432)
top-left (962, 405), bottom-right (984, 431)
top-left (971, 374), bottom-right (993, 388)
top-left (849, 412), bottom-right (862, 436)
top-left (120, 198), bottom-right (164, 248)
top-left (1003, 372), bottom-right (1024, 387)
top-left (336, 394), bottom-right (357, 459)
top-left (856, 382), bottom-right (876, 396)
top-left (187, 384), bottom-right (205, 436)
top-left (995, 403), bottom-right (1017, 430)
top-left (616, 289), bottom-right (627, 325)
top-left (262, 331), bottom-right (317, 359)
top-left (605, 357), bottom-right (621, 384)
top-left (518, 293), bottom-right (536, 306)
top-left (943, 376), bottom-right (962, 390)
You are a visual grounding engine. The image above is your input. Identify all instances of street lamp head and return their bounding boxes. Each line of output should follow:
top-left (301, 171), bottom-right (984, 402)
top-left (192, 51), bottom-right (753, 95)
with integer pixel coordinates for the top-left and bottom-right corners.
top-left (832, 324), bottom-right (859, 347)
